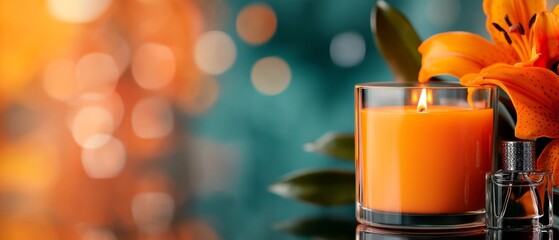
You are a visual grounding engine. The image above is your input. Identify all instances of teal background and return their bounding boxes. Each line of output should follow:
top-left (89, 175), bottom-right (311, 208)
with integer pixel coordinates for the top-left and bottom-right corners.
top-left (191, 0), bottom-right (487, 239)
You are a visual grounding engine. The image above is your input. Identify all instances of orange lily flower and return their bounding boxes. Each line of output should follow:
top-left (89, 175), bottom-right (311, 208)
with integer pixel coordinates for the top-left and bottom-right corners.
top-left (418, 0), bottom-right (559, 183)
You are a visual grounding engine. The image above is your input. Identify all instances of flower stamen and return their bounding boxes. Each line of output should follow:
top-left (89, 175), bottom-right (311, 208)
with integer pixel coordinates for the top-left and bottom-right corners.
top-left (503, 31), bottom-right (513, 44)
top-left (529, 14), bottom-right (537, 29)
top-left (492, 22), bottom-right (505, 32)
top-left (493, 15), bottom-right (535, 62)
top-left (509, 23), bottom-right (525, 35)
top-left (492, 22), bottom-right (514, 45)
top-left (505, 14), bottom-right (513, 27)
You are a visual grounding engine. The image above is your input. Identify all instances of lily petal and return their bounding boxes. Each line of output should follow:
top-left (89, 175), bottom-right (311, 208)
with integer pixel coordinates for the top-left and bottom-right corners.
top-left (484, 0), bottom-right (545, 50)
top-left (513, 52), bottom-right (540, 67)
top-left (553, 5), bottom-right (559, 16)
top-left (418, 32), bottom-right (516, 82)
top-left (536, 139), bottom-right (559, 186)
top-left (533, 12), bottom-right (559, 68)
top-left (460, 64), bottom-right (559, 139)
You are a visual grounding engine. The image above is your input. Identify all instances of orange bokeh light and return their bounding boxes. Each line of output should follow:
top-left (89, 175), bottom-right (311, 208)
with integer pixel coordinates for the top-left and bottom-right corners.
top-left (1, 0), bottom-right (218, 238)
top-left (236, 3), bottom-right (277, 45)
top-left (132, 43), bottom-right (176, 90)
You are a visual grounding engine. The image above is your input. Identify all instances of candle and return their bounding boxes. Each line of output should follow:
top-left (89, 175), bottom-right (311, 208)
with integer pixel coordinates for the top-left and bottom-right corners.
top-left (355, 82), bottom-right (496, 228)
top-left (359, 106), bottom-right (493, 214)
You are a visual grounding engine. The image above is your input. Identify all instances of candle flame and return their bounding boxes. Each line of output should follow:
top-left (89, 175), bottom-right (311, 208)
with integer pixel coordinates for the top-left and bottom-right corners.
top-left (417, 88), bottom-right (428, 113)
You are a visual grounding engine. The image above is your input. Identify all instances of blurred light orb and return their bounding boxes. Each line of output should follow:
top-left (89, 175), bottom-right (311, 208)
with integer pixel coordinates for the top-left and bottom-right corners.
top-left (179, 77), bottom-right (219, 116)
top-left (76, 52), bottom-right (119, 98)
top-left (131, 192), bottom-right (174, 234)
top-left (81, 136), bottom-right (126, 179)
top-left (42, 58), bottom-right (79, 101)
top-left (66, 93), bottom-right (125, 131)
top-left (427, 0), bottom-right (460, 28)
top-left (194, 31), bottom-right (236, 75)
top-left (72, 106), bottom-right (115, 148)
top-left (251, 57), bottom-right (291, 95)
top-left (330, 31), bottom-right (366, 68)
top-left (236, 3), bottom-right (277, 45)
top-left (47, 0), bottom-right (112, 23)
top-left (132, 43), bottom-right (176, 90)
top-left (99, 93), bottom-right (125, 130)
top-left (133, 0), bottom-right (174, 36)
top-left (132, 97), bottom-right (174, 139)
top-left (179, 220), bottom-right (220, 240)
top-left (112, 34), bottom-right (132, 75)
top-left (81, 227), bottom-right (117, 240)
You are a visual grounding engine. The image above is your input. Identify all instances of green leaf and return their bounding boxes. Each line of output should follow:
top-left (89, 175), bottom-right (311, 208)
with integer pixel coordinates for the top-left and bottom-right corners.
top-left (304, 132), bottom-right (354, 161)
top-left (274, 216), bottom-right (357, 240)
top-left (372, 0), bottom-right (422, 82)
top-left (269, 169), bottom-right (355, 206)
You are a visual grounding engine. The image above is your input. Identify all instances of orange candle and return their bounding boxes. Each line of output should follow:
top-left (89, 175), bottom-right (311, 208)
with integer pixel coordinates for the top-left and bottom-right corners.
top-left (359, 106), bottom-right (493, 214)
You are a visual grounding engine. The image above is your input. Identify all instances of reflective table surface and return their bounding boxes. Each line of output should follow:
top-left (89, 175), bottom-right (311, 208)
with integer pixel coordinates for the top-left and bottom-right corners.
top-left (358, 225), bottom-right (554, 240)
top-left (195, 189), bottom-right (559, 239)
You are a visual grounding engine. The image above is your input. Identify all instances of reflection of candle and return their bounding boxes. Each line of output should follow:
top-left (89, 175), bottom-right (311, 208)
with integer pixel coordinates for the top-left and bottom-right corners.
top-left (359, 91), bottom-right (493, 214)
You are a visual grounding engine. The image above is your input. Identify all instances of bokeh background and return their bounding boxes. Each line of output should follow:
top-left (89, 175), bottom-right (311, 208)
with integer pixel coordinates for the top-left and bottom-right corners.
top-left (3, 0), bottom-right (555, 239)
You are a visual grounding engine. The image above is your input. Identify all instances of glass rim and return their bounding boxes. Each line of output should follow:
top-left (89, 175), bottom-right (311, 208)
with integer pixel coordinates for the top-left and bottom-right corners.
top-left (355, 81), bottom-right (497, 90)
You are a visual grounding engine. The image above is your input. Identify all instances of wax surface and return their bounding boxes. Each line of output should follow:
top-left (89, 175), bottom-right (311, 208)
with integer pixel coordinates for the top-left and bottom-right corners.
top-left (358, 106), bottom-right (493, 214)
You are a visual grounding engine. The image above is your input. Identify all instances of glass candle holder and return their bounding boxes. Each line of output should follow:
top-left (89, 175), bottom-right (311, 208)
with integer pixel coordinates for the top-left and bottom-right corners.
top-left (355, 82), bottom-right (497, 229)
top-left (356, 224), bottom-right (486, 240)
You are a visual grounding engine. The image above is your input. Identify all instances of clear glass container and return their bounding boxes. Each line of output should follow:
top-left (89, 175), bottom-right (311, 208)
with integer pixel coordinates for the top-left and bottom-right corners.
top-left (486, 140), bottom-right (553, 229)
top-left (487, 229), bottom-right (553, 240)
top-left (356, 224), bottom-right (486, 240)
top-left (355, 82), bottom-right (497, 229)
top-left (486, 141), bottom-right (553, 229)
top-left (486, 171), bottom-right (552, 229)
